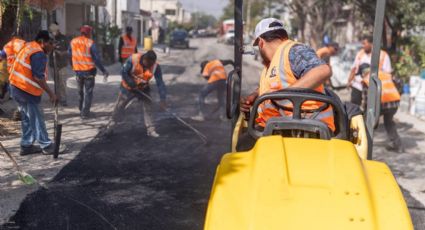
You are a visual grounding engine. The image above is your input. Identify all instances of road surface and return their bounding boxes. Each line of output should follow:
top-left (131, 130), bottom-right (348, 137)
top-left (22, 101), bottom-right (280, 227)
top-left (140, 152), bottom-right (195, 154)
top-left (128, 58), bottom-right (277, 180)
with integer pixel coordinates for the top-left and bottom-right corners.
top-left (1, 38), bottom-right (424, 229)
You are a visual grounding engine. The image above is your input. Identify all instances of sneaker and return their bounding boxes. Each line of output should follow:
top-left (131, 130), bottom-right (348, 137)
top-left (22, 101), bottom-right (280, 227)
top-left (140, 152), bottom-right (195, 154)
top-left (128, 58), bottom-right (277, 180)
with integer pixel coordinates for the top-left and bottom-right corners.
top-left (147, 127), bottom-right (160, 138)
top-left (20, 145), bottom-right (42, 156)
top-left (42, 143), bottom-right (67, 155)
top-left (191, 114), bottom-right (205, 121)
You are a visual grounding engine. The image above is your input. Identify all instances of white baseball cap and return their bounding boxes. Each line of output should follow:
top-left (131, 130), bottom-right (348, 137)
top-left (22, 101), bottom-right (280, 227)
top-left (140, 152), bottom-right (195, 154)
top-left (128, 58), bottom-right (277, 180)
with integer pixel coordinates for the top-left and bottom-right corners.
top-left (253, 18), bottom-right (286, 46)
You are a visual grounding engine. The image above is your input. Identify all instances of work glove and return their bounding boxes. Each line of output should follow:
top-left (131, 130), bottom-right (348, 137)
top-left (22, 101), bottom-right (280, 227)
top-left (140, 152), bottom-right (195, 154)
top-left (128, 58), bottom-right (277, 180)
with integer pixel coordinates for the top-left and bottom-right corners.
top-left (103, 70), bottom-right (109, 83)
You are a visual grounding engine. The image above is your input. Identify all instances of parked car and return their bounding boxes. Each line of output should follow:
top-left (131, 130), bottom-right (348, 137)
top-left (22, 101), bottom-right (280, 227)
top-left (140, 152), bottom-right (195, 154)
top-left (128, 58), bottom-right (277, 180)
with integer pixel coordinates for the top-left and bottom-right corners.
top-left (224, 29), bottom-right (235, 45)
top-left (330, 43), bottom-right (362, 88)
top-left (170, 30), bottom-right (190, 48)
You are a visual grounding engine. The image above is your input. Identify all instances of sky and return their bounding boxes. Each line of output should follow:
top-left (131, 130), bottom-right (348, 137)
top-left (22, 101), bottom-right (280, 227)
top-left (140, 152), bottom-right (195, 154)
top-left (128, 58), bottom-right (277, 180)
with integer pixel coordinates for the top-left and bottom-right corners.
top-left (179, 0), bottom-right (228, 18)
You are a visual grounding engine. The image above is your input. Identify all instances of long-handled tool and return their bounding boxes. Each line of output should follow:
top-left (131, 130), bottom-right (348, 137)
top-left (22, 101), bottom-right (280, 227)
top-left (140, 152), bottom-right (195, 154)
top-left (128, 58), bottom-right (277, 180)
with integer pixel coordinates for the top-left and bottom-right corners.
top-left (0, 141), bottom-right (36, 185)
top-left (133, 89), bottom-right (208, 144)
top-left (52, 50), bottom-right (63, 159)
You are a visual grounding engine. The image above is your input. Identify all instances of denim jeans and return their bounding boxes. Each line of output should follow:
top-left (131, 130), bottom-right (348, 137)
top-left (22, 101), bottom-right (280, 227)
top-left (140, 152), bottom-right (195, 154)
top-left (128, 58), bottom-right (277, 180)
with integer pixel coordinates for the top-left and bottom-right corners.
top-left (198, 79), bottom-right (226, 115)
top-left (76, 75), bottom-right (95, 116)
top-left (18, 101), bottom-right (52, 148)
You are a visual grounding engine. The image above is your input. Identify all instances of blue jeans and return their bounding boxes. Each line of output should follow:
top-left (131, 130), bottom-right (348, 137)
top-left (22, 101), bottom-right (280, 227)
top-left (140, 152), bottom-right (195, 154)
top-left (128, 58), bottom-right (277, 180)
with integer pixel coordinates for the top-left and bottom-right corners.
top-left (76, 75), bottom-right (95, 116)
top-left (18, 101), bottom-right (52, 148)
top-left (198, 80), bottom-right (226, 115)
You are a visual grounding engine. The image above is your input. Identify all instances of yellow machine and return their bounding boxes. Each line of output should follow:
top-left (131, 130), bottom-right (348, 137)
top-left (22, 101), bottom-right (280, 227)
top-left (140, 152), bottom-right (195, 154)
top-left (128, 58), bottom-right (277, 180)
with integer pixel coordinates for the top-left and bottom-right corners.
top-left (203, 0), bottom-right (413, 229)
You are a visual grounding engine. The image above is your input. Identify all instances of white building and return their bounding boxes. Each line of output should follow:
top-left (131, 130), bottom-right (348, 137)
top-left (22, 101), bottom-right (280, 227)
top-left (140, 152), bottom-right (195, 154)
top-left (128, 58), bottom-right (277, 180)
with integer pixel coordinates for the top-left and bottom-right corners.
top-left (140, 0), bottom-right (189, 24)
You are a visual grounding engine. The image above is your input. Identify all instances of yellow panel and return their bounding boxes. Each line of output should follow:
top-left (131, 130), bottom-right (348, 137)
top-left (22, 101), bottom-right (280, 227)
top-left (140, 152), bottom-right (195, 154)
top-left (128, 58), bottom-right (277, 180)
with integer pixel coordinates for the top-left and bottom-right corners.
top-left (204, 136), bottom-right (413, 230)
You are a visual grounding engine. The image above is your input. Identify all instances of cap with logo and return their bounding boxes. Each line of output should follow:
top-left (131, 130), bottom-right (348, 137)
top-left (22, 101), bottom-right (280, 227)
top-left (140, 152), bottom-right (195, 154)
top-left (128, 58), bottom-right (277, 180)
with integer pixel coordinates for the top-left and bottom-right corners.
top-left (253, 18), bottom-right (286, 46)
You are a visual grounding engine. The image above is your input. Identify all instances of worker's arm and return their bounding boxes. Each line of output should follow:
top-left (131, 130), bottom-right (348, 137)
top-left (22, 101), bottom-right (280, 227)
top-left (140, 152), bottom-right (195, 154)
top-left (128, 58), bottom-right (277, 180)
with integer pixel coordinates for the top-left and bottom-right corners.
top-left (220, 59), bottom-right (235, 67)
top-left (121, 58), bottom-right (137, 89)
top-left (90, 44), bottom-right (107, 74)
top-left (30, 52), bottom-right (56, 103)
top-left (347, 68), bottom-right (356, 87)
top-left (118, 37), bottom-right (123, 62)
top-left (291, 65), bottom-right (332, 89)
top-left (240, 88), bottom-right (259, 113)
top-left (288, 44), bottom-right (331, 89)
top-left (154, 65), bottom-right (167, 102)
top-left (68, 46), bottom-right (73, 67)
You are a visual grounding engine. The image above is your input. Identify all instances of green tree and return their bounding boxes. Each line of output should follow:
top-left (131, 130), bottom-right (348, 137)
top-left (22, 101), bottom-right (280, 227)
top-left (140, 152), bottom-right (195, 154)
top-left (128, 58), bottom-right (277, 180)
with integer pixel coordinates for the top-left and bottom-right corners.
top-left (192, 12), bottom-right (217, 30)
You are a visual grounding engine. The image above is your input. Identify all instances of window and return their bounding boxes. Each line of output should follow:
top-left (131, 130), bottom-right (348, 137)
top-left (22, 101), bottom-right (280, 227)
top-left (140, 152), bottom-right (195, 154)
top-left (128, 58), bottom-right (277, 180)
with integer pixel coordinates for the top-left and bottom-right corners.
top-left (165, 9), bottom-right (176, 16)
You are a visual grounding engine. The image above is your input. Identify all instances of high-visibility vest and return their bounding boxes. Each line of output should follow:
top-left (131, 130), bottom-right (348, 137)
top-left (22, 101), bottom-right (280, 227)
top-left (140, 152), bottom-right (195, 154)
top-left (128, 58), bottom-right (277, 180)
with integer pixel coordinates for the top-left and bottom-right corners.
top-left (363, 71), bottom-right (400, 104)
top-left (3, 38), bottom-right (26, 73)
top-left (121, 53), bottom-right (157, 90)
top-left (121, 35), bottom-right (137, 59)
top-left (203, 59), bottom-right (226, 83)
top-left (9, 41), bottom-right (46, 96)
top-left (356, 49), bottom-right (388, 72)
top-left (70, 36), bottom-right (95, 71)
top-left (257, 40), bottom-right (335, 131)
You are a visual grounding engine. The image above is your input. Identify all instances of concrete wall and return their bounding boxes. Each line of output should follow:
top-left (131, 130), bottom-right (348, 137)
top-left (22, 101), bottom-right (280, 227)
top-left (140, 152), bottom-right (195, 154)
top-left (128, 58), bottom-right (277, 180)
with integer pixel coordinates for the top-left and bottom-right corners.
top-left (140, 0), bottom-right (184, 23)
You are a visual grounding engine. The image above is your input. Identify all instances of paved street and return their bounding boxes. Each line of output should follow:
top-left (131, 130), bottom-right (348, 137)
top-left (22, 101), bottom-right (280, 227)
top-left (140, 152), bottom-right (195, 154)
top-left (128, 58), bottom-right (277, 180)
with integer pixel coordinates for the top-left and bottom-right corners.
top-left (0, 38), bottom-right (424, 229)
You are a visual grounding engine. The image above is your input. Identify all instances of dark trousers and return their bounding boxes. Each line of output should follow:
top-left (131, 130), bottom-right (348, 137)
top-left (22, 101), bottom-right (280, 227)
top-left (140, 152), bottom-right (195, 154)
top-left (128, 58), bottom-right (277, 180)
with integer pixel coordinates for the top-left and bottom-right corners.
top-left (76, 75), bottom-right (95, 117)
top-left (198, 80), bottom-right (226, 115)
top-left (350, 87), bottom-right (362, 106)
top-left (382, 107), bottom-right (401, 146)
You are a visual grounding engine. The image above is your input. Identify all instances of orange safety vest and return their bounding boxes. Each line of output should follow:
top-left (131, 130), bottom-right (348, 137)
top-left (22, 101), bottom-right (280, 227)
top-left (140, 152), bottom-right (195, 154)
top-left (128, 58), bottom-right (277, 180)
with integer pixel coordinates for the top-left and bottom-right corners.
top-left (121, 53), bottom-right (157, 90)
top-left (121, 35), bottom-right (137, 59)
top-left (9, 41), bottom-right (46, 96)
top-left (356, 49), bottom-right (388, 71)
top-left (3, 38), bottom-right (26, 73)
top-left (363, 71), bottom-right (400, 104)
top-left (203, 59), bottom-right (226, 83)
top-left (257, 40), bottom-right (335, 131)
top-left (70, 36), bottom-right (95, 71)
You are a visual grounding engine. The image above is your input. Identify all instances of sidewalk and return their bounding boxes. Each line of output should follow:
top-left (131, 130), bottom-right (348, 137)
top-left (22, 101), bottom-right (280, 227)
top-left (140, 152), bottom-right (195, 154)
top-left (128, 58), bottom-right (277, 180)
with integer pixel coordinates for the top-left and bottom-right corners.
top-left (0, 63), bottom-right (123, 224)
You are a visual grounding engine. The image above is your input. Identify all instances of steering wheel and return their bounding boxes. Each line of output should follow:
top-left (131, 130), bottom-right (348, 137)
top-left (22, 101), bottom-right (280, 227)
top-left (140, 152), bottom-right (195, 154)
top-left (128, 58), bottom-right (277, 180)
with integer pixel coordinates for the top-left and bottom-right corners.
top-left (248, 88), bottom-right (348, 140)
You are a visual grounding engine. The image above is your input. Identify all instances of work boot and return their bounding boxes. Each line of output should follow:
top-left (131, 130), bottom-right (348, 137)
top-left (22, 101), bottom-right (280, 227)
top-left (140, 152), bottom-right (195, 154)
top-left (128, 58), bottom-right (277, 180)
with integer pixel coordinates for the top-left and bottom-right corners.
top-left (20, 145), bottom-right (42, 156)
top-left (191, 113), bottom-right (205, 121)
top-left (385, 143), bottom-right (405, 153)
top-left (12, 110), bottom-right (21, 121)
top-left (147, 127), bottom-right (160, 138)
top-left (42, 143), bottom-right (67, 155)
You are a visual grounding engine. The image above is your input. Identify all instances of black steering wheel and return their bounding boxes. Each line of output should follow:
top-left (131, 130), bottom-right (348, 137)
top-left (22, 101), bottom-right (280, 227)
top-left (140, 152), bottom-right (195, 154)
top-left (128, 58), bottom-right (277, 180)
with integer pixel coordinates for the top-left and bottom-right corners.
top-left (248, 88), bottom-right (348, 140)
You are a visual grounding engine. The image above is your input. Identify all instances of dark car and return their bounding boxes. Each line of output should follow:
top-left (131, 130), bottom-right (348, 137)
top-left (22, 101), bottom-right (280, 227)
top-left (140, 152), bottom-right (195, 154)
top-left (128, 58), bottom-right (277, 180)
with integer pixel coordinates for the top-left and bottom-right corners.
top-left (170, 30), bottom-right (190, 48)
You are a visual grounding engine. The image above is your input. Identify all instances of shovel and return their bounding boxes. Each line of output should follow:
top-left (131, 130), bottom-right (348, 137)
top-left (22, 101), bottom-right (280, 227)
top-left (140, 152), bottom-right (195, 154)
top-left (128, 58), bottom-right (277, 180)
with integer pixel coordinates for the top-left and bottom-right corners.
top-left (52, 50), bottom-right (62, 159)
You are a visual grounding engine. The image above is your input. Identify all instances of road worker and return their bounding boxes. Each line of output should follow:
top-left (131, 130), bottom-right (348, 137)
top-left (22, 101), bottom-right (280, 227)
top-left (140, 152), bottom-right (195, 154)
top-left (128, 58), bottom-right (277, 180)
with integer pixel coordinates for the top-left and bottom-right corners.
top-left (49, 22), bottom-right (70, 106)
top-left (238, 18), bottom-right (333, 150)
top-left (118, 26), bottom-right (138, 64)
top-left (359, 63), bottom-right (403, 153)
top-left (316, 42), bottom-right (339, 65)
top-left (191, 59), bottom-right (234, 121)
top-left (0, 34), bottom-right (26, 120)
top-left (347, 35), bottom-right (392, 106)
top-left (69, 25), bottom-right (109, 119)
top-left (9, 31), bottom-right (65, 155)
top-left (110, 50), bottom-right (167, 137)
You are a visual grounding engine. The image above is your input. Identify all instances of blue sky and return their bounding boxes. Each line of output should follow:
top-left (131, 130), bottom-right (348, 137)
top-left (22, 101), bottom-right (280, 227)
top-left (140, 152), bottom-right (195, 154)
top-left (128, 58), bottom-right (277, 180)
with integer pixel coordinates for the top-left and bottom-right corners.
top-left (179, 0), bottom-right (228, 18)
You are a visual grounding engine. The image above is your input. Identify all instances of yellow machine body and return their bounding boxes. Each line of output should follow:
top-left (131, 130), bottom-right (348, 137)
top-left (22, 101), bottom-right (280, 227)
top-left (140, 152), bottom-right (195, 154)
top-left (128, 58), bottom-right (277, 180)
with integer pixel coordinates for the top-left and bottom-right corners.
top-left (204, 136), bottom-right (413, 230)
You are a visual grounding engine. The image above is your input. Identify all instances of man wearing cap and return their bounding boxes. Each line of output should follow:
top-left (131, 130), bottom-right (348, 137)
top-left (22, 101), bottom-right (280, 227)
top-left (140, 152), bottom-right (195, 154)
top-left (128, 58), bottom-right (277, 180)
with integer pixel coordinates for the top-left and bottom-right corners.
top-left (238, 18), bottom-right (333, 150)
top-left (359, 63), bottom-right (402, 152)
top-left (49, 22), bottom-right (70, 106)
top-left (9, 31), bottom-right (65, 155)
top-left (118, 26), bottom-right (138, 65)
top-left (69, 25), bottom-right (109, 119)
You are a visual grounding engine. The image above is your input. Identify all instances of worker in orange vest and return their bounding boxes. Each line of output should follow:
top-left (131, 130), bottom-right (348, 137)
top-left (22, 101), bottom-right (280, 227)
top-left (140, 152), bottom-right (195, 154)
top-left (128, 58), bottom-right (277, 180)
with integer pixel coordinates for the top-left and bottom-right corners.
top-left (9, 31), bottom-right (65, 155)
top-left (0, 34), bottom-right (26, 120)
top-left (118, 26), bottom-right (138, 64)
top-left (110, 50), bottom-right (167, 137)
top-left (359, 63), bottom-right (403, 153)
top-left (239, 18), bottom-right (333, 150)
top-left (316, 42), bottom-right (339, 65)
top-left (69, 25), bottom-right (109, 119)
top-left (347, 35), bottom-right (392, 106)
top-left (191, 59), bottom-right (234, 121)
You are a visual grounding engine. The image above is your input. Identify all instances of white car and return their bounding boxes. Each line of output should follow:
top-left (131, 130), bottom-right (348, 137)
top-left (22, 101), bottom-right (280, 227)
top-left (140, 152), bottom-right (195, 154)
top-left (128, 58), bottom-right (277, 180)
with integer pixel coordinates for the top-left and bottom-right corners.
top-left (224, 30), bottom-right (235, 44)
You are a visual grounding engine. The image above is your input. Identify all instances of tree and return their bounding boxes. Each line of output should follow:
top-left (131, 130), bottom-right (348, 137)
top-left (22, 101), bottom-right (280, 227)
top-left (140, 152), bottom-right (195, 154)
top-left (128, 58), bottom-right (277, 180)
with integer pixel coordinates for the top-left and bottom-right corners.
top-left (192, 12), bottom-right (217, 30)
